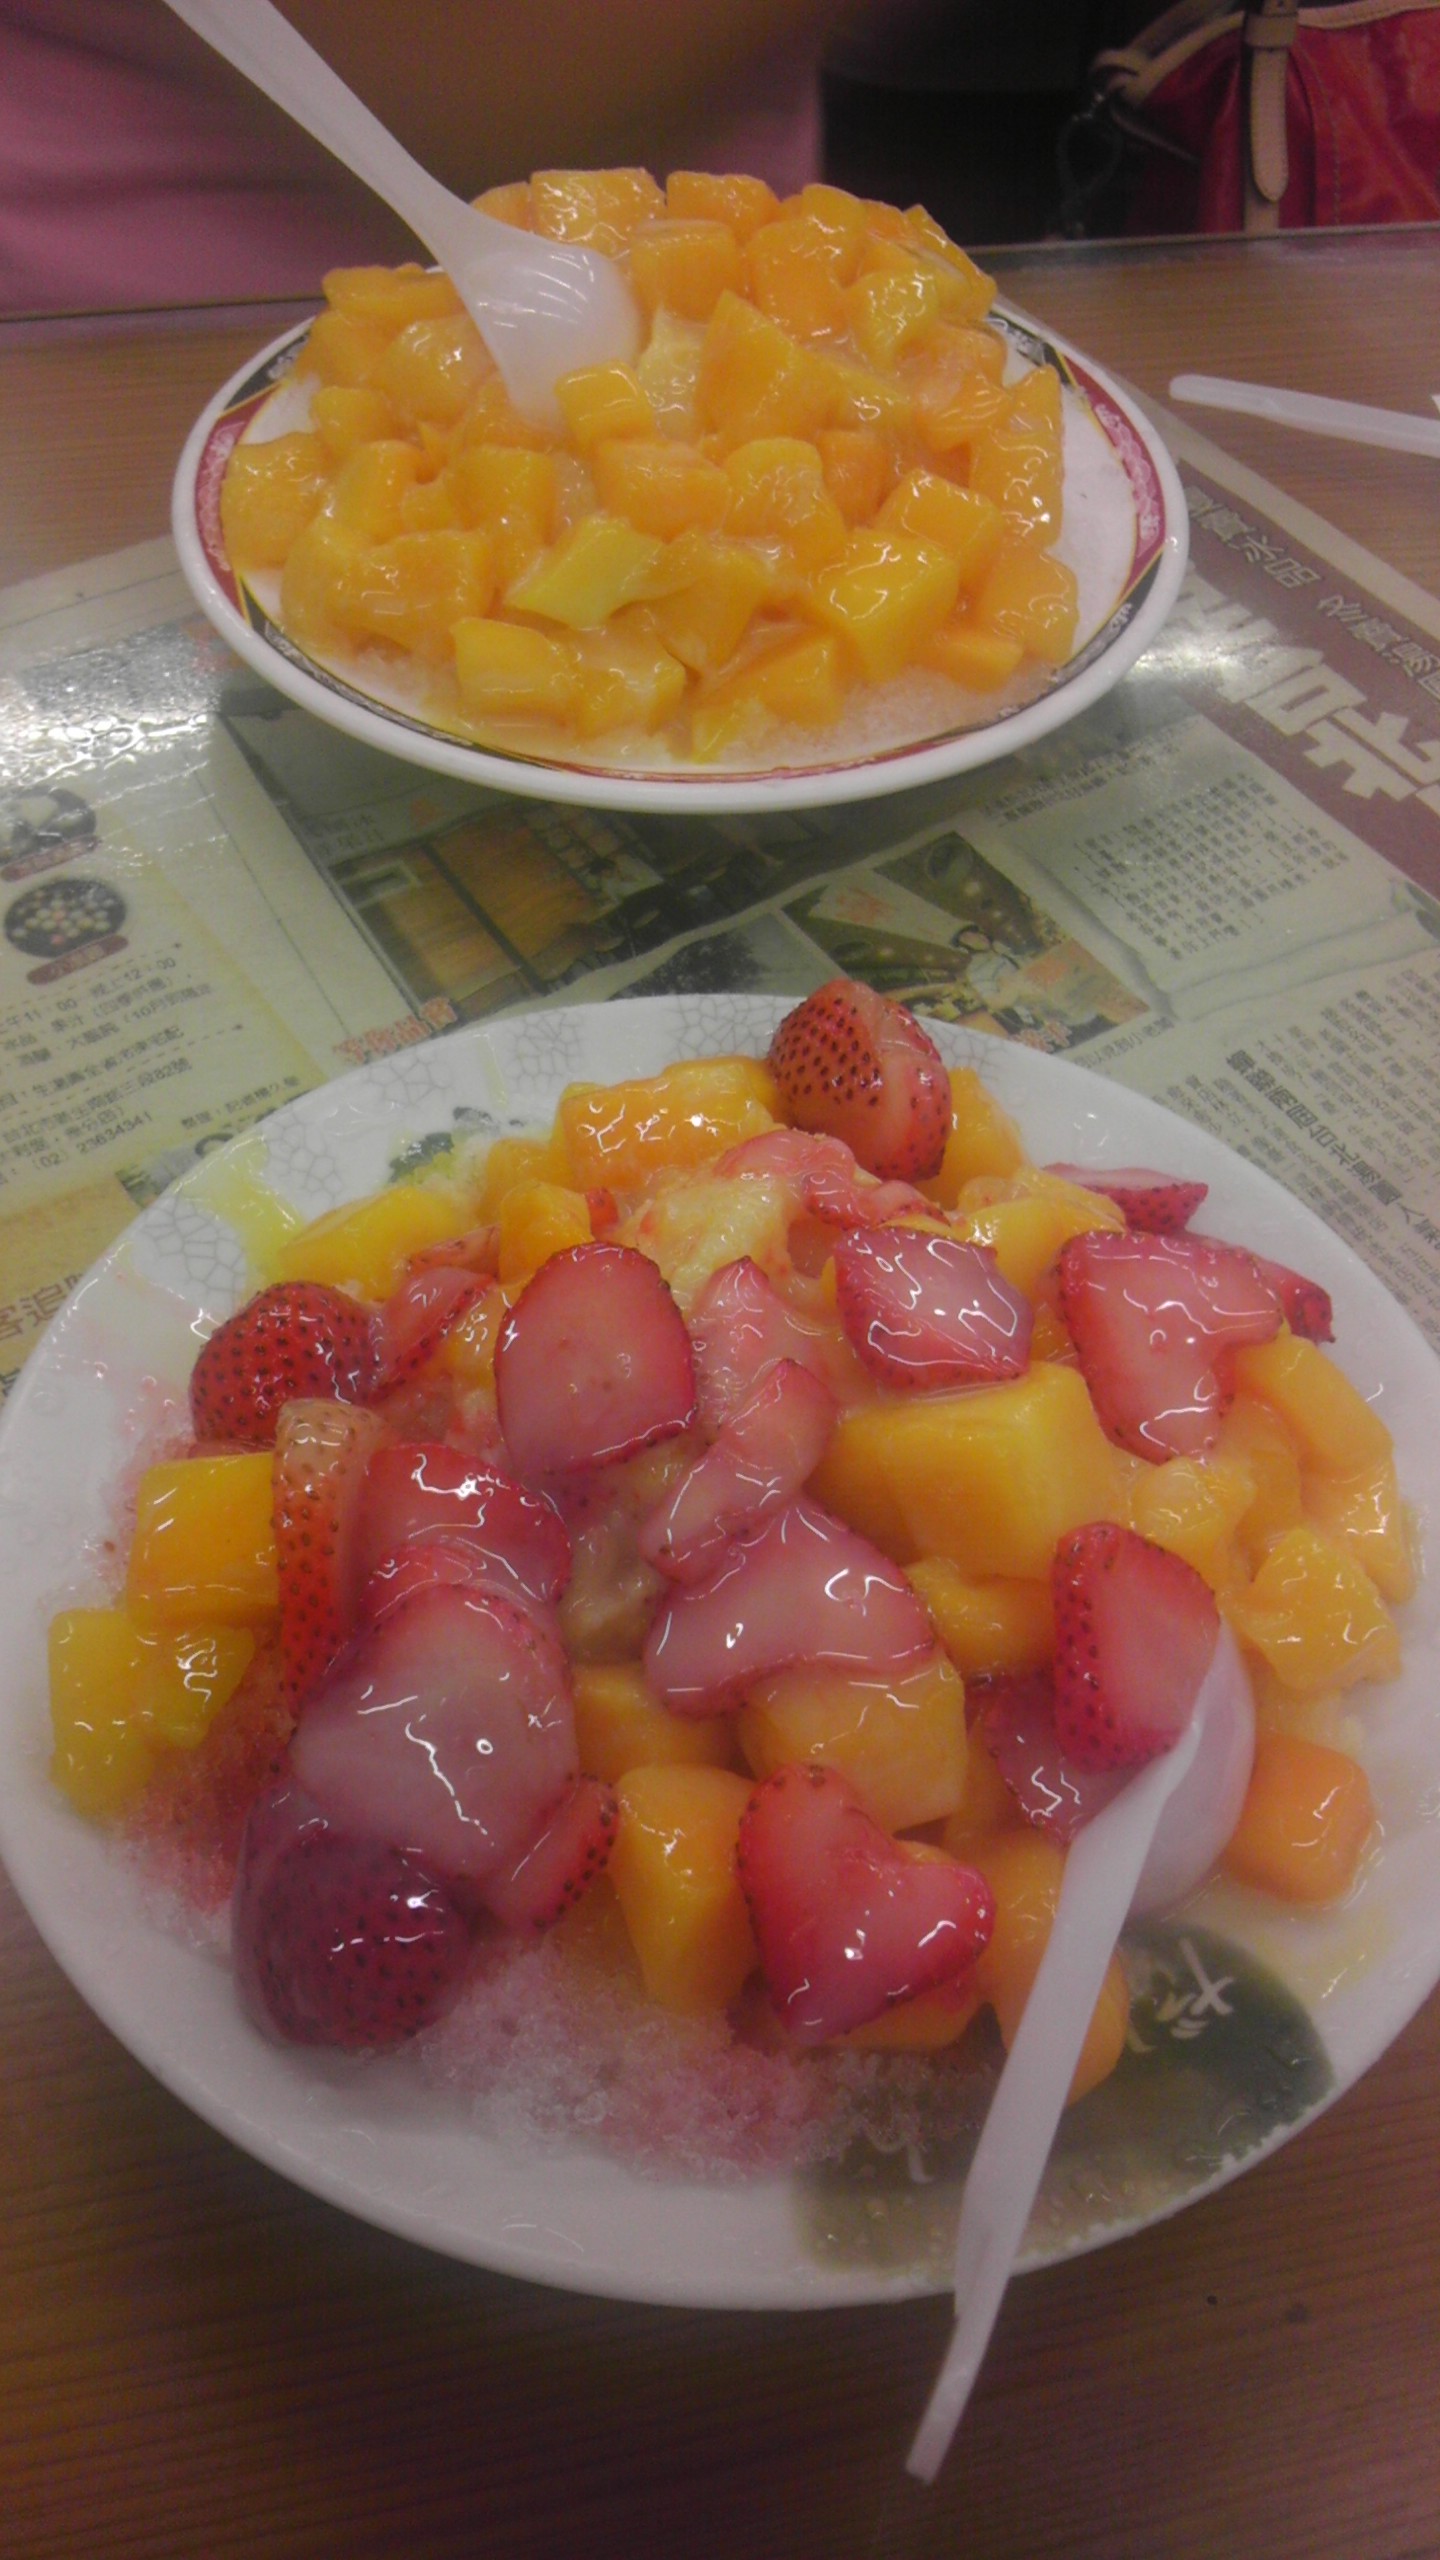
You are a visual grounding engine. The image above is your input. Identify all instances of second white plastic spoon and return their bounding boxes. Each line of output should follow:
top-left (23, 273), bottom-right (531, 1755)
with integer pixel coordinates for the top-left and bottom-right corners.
top-left (163, 0), bottom-right (642, 422)
top-left (908, 1625), bottom-right (1250, 2482)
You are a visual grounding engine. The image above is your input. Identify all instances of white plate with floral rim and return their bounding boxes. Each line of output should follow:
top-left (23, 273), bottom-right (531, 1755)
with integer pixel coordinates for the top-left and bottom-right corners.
top-left (0, 995), bottom-right (1435, 2309)
top-left (172, 306), bottom-right (1186, 818)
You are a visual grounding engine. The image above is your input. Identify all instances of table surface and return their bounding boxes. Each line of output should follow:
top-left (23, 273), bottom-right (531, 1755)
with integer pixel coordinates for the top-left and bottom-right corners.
top-left (2, 226), bottom-right (1439, 2560)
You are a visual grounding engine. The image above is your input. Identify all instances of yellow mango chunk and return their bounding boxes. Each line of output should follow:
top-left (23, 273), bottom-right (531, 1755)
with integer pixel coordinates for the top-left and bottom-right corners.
top-left (1127, 1455), bottom-right (1256, 1598)
top-left (848, 256), bottom-right (943, 369)
top-left (220, 432), bottom-right (332, 569)
top-left (1223, 1733), bottom-right (1374, 1903)
top-left (970, 1831), bottom-right (1129, 2103)
top-left (559, 1055), bottom-right (779, 1186)
top-left (339, 528), bottom-right (496, 661)
top-left (747, 215), bottom-right (851, 340)
top-left (568, 623), bottom-right (688, 738)
top-left (504, 513), bottom-right (664, 627)
top-left (1229, 1524), bottom-right (1401, 1693)
top-left (950, 1184), bottom-right (1121, 1300)
top-left (127, 1455), bottom-right (278, 1627)
top-left (738, 1652), bottom-right (968, 1833)
top-left (938, 1718), bottom-right (1022, 1853)
top-left (909, 328), bottom-right (1009, 457)
top-left (920, 1066), bottom-right (1025, 1205)
top-left (436, 1286), bottom-right (504, 1391)
top-left (376, 314), bottom-right (492, 429)
top-left (323, 263), bottom-right (461, 330)
top-left (573, 1661), bottom-right (735, 1782)
top-left (609, 1765), bottom-right (757, 2012)
top-left (530, 167), bottom-right (665, 254)
top-left (304, 308), bottom-right (394, 388)
top-left (1210, 1395), bottom-right (1306, 1561)
top-left (691, 630), bottom-right (847, 759)
top-left (496, 1179), bottom-right (593, 1284)
top-left (917, 613), bottom-right (1026, 693)
top-left (1231, 1332), bottom-right (1392, 1474)
top-left (906, 212), bottom-right (998, 321)
top-left (277, 515), bottom-right (364, 654)
top-left (970, 367), bottom-right (1065, 542)
top-left (840, 1971), bottom-right (983, 2052)
top-left (722, 436), bottom-right (848, 571)
top-left (816, 426), bottom-right (896, 523)
top-left (309, 384), bottom-right (402, 464)
top-left (696, 291), bottom-right (838, 443)
top-left (473, 180), bottom-right (535, 229)
top-left (666, 170), bottom-right (780, 243)
top-left (974, 537), bottom-right (1078, 665)
top-left (450, 444), bottom-right (558, 582)
top-left (275, 1180), bottom-right (471, 1299)
top-left (453, 617), bottom-right (578, 725)
top-left (651, 532), bottom-right (776, 673)
top-left (49, 1609), bottom-right (155, 1816)
top-left (630, 217), bottom-right (746, 322)
top-left (907, 1557), bottom-right (1052, 1679)
top-left (555, 362), bottom-right (656, 452)
top-left (812, 1364), bottom-right (1131, 1581)
top-left (475, 1125), bottom-right (573, 1215)
top-left (876, 471), bottom-right (1002, 588)
top-left (617, 1168), bottom-right (795, 1314)
top-left (326, 438), bottom-right (427, 542)
top-left (1304, 1457), bottom-right (1417, 1607)
top-left (824, 357), bottom-right (915, 437)
top-left (134, 1622), bottom-right (259, 1749)
top-left (592, 438), bottom-right (729, 539)
top-left (805, 532), bottom-right (960, 682)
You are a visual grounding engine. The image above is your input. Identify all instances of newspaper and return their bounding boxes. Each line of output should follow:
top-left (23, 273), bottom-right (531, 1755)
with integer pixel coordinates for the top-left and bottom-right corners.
top-left (1, 414), bottom-right (1438, 1390)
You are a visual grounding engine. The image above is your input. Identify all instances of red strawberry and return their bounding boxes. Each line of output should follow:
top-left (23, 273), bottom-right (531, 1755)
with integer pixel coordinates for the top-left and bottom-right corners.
top-left (361, 1536), bottom-right (494, 1624)
top-left (1057, 1228), bottom-right (1282, 1460)
top-left (355, 1442), bottom-right (571, 1604)
top-left (974, 1670), bottom-right (1120, 1843)
top-left (190, 1282), bottom-right (374, 1447)
top-left (736, 1764), bottom-right (993, 2043)
top-left (1043, 1166), bottom-right (1207, 1234)
top-left (1247, 1250), bottom-right (1334, 1344)
top-left (403, 1223), bottom-right (500, 1278)
top-left (483, 1777), bottom-right (618, 1933)
top-left (832, 1226), bottom-right (1032, 1390)
top-left (495, 1242), bottom-right (696, 1478)
top-left (717, 1128), bottom-right (928, 1227)
top-left (1051, 1522), bottom-right (1219, 1771)
top-left (290, 1582), bottom-right (577, 1887)
top-left (638, 1357), bottom-right (837, 1585)
top-left (643, 1495), bottom-right (936, 1711)
top-left (273, 1400), bottom-right (391, 1702)
top-left (233, 1779), bottom-right (472, 2050)
top-left (687, 1256), bottom-right (856, 1434)
top-left (767, 979), bottom-right (951, 1183)
top-left (369, 1266), bottom-right (491, 1396)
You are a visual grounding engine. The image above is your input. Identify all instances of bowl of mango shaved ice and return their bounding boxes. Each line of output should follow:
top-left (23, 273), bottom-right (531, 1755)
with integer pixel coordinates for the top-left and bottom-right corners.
top-left (21, 978), bottom-right (1430, 2292)
top-left (175, 168), bottom-right (1186, 811)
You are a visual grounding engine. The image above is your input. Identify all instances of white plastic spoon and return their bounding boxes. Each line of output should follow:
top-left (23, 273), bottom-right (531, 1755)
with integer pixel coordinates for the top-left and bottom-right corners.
top-left (1169, 374), bottom-right (1440, 462)
top-left (163, 0), bottom-right (642, 422)
top-left (908, 1625), bottom-right (1251, 2482)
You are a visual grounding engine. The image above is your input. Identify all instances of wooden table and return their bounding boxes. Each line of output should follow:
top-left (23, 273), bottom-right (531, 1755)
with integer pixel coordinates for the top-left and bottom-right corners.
top-left (3, 228), bottom-right (1439, 2560)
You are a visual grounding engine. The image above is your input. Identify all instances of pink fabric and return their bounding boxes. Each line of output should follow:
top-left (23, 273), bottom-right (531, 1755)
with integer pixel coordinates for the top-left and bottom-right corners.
top-left (0, 2), bottom-right (823, 318)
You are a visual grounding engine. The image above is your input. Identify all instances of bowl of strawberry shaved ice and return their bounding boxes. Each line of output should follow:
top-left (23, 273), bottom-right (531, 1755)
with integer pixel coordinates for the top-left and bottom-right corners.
top-left (3, 984), bottom-right (1435, 2306)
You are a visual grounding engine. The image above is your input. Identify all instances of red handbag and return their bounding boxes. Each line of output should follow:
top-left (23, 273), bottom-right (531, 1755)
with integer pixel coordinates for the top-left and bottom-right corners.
top-left (1062, 0), bottom-right (1440, 234)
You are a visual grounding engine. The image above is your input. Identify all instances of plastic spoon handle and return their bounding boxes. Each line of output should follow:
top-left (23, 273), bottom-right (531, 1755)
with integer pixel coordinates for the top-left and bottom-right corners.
top-left (1170, 374), bottom-right (1440, 461)
top-left (907, 1693), bottom-right (1209, 2483)
top-left (162, 0), bottom-right (504, 264)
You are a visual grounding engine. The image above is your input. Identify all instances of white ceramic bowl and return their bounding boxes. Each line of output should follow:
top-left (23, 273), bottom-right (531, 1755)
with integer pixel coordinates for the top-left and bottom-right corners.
top-left (173, 308), bottom-right (1187, 817)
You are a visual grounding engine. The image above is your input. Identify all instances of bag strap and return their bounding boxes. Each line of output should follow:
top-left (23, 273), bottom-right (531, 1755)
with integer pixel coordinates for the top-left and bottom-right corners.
top-left (1243, 0), bottom-right (1300, 227)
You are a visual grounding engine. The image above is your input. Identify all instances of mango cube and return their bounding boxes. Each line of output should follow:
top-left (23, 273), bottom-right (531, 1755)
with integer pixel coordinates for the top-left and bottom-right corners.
top-left (569, 625), bottom-right (689, 737)
top-left (665, 170), bottom-right (779, 243)
top-left (504, 513), bottom-right (664, 627)
top-left (630, 217), bottom-right (745, 322)
top-left (450, 444), bottom-right (558, 581)
top-left (530, 166), bottom-right (665, 254)
top-left (696, 292), bottom-right (838, 443)
top-left (722, 437), bottom-right (848, 571)
top-left (970, 366), bottom-right (1065, 541)
top-left (127, 1455), bottom-right (278, 1627)
top-left (805, 532), bottom-right (960, 681)
top-left (747, 216), bottom-right (851, 340)
top-left (609, 1765), bottom-right (757, 2012)
top-left (973, 539), bottom-right (1078, 665)
top-left (556, 362), bottom-right (656, 452)
top-left (906, 1557), bottom-right (1052, 1679)
top-left (738, 1652), bottom-right (968, 1834)
top-left (1303, 1457), bottom-right (1417, 1607)
top-left (920, 1066), bottom-right (1025, 1204)
top-left (877, 472), bottom-right (1002, 587)
top-left (1229, 1524), bottom-right (1401, 1693)
top-left (220, 433), bottom-right (332, 569)
top-left (691, 630), bottom-right (846, 759)
top-left (812, 1364), bottom-right (1131, 1581)
top-left (970, 1831), bottom-right (1129, 2103)
top-left (1222, 1734), bottom-right (1374, 1903)
top-left (1127, 1455), bottom-right (1256, 1598)
top-left (340, 528), bottom-right (496, 660)
top-left (453, 616), bottom-right (578, 725)
top-left (592, 438), bottom-right (729, 539)
top-left (919, 613), bottom-right (1025, 692)
top-left (496, 1179), bottom-right (593, 1285)
top-left (309, 385), bottom-right (402, 464)
top-left (816, 427), bottom-right (896, 523)
top-left (573, 1661), bottom-right (735, 1782)
top-left (49, 1609), bottom-right (155, 1817)
top-left (1231, 1332), bottom-right (1392, 1475)
top-left (323, 263), bottom-right (461, 331)
top-left (376, 314), bottom-right (492, 429)
top-left (327, 439), bottom-right (426, 542)
top-left (559, 1055), bottom-right (779, 1186)
top-left (651, 532), bottom-right (776, 673)
top-left (275, 1179), bottom-right (471, 1299)
top-left (848, 257), bottom-right (943, 369)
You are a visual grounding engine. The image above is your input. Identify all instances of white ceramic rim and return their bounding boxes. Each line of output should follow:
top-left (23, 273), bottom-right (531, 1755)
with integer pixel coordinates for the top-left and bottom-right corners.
top-left (1, 997), bottom-right (1435, 2310)
top-left (171, 305), bottom-right (1189, 816)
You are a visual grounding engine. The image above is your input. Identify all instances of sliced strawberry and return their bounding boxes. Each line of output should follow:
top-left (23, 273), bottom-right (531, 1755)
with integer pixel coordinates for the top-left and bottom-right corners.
top-left (1247, 1250), bottom-right (1334, 1344)
top-left (1057, 1228), bottom-right (1282, 1460)
top-left (638, 1358), bottom-right (837, 1585)
top-left (482, 1776), bottom-right (618, 1933)
top-left (717, 1127), bottom-right (928, 1229)
top-left (1051, 1521), bottom-right (1219, 1771)
top-left (403, 1223), bottom-right (500, 1278)
top-left (832, 1226), bottom-right (1032, 1391)
top-left (273, 1399), bottom-right (392, 1703)
top-left (1043, 1166), bottom-right (1208, 1234)
top-left (190, 1282), bottom-right (374, 1447)
top-left (233, 1778), bottom-right (472, 2050)
top-left (767, 979), bottom-right (951, 1183)
top-left (355, 1441), bottom-right (571, 1603)
top-left (495, 1242), bottom-right (696, 1478)
top-left (643, 1495), bottom-right (936, 1711)
top-left (369, 1265), bottom-right (491, 1396)
top-left (290, 1582), bottom-right (577, 1887)
top-left (974, 1671), bottom-right (1120, 1843)
top-left (687, 1256), bottom-right (854, 1434)
top-left (736, 1764), bottom-right (993, 2043)
top-left (361, 1535), bottom-right (501, 1624)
